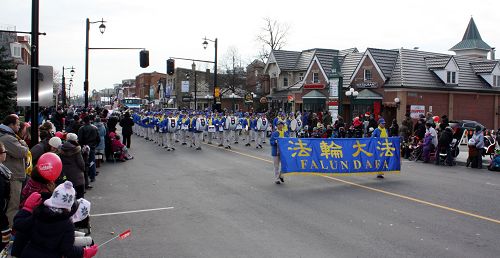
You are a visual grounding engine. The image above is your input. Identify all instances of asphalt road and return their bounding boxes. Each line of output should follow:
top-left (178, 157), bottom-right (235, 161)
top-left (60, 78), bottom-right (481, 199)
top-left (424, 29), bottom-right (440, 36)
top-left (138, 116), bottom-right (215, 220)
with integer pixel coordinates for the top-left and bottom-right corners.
top-left (87, 133), bottom-right (500, 258)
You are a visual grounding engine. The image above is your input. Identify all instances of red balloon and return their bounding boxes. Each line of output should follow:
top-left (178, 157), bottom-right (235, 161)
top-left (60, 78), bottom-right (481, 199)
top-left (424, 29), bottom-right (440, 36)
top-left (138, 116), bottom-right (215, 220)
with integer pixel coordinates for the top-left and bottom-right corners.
top-left (433, 116), bottom-right (440, 123)
top-left (36, 152), bottom-right (62, 181)
top-left (55, 131), bottom-right (65, 139)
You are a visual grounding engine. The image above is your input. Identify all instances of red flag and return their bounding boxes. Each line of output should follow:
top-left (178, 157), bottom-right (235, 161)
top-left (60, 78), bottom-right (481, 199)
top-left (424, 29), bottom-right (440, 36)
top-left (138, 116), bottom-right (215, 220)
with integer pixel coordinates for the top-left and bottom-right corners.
top-left (119, 229), bottom-right (131, 240)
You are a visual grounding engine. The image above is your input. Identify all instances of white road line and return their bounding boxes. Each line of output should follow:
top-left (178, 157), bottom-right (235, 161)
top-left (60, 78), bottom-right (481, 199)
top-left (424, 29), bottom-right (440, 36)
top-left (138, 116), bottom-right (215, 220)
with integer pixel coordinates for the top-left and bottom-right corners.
top-left (92, 207), bottom-right (174, 217)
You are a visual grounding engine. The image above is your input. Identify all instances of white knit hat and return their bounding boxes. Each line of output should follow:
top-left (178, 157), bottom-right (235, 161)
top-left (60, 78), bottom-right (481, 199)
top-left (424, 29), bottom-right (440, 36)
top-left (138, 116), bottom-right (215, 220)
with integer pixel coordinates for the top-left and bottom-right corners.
top-left (48, 137), bottom-right (62, 149)
top-left (71, 198), bottom-right (91, 223)
top-left (44, 181), bottom-right (76, 210)
top-left (66, 133), bottom-right (78, 142)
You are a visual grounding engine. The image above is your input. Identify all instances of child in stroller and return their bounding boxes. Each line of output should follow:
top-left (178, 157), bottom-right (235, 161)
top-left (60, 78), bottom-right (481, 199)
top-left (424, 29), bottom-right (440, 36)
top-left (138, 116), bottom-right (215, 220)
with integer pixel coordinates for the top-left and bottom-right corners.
top-left (408, 136), bottom-right (423, 161)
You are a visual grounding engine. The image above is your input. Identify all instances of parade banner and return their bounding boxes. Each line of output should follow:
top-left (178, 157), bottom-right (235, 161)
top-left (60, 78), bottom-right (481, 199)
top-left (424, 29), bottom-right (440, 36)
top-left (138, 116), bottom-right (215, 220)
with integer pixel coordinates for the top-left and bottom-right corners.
top-left (277, 137), bottom-right (400, 175)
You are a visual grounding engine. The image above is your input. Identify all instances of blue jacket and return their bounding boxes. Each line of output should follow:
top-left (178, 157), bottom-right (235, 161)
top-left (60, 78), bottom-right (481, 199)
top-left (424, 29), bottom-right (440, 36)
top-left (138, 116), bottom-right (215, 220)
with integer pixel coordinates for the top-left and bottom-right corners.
top-left (371, 127), bottom-right (387, 138)
top-left (250, 118), bottom-right (258, 131)
top-left (270, 130), bottom-right (289, 156)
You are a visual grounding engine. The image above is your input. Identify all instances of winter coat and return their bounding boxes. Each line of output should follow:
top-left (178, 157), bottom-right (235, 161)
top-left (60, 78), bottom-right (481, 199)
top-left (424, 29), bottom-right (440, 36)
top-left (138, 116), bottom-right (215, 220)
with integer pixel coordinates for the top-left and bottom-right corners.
top-left (19, 178), bottom-right (52, 209)
top-left (107, 115), bottom-right (120, 132)
top-left (30, 139), bottom-right (51, 166)
top-left (438, 129), bottom-right (454, 149)
top-left (270, 130), bottom-right (289, 156)
top-left (94, 122), bottom-right (106, 152)
top-left (120, 116), bottom-right (134, 136)
top-left (111, 138), bottom-right (125, 152)
top-left (59, 142), bottom-right (85, 187)
top-left (0, 164), bottom-right (11, 231)
top-left (14, 205), bottom-right (84, 258)
top-left (78, 123), bottom-right (100, 149)
top-left (0, 125), bottom-right (29, 180)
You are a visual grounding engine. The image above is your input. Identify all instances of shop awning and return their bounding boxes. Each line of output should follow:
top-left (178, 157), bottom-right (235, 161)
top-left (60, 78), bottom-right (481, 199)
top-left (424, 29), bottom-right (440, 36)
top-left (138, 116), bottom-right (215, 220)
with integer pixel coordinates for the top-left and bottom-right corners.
top-left (356, 89), bottom-right (383, 100)
top-left (302, 90), bottom-right (326, 99)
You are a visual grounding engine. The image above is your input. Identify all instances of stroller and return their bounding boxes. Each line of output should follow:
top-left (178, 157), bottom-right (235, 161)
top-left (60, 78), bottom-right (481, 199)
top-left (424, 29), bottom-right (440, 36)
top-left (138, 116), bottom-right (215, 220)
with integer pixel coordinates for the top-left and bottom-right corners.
top-left (408, 136), bottom-right (424, 161)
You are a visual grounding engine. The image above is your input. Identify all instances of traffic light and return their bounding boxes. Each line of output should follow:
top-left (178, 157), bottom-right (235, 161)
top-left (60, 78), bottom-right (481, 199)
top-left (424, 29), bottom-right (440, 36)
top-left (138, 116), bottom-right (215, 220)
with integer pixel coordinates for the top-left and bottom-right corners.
top-left (140, 50), bottom-right (149, 68)
top-left (167, 58), bottom-right (175, 75)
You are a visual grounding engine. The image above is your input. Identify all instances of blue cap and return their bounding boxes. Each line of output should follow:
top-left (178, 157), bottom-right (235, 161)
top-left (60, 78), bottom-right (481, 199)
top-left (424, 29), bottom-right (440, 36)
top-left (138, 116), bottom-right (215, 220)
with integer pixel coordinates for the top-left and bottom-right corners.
top-left (277, 120), bottom-right (285, 125)
top-left (378, 118), bottom-right (386, 124)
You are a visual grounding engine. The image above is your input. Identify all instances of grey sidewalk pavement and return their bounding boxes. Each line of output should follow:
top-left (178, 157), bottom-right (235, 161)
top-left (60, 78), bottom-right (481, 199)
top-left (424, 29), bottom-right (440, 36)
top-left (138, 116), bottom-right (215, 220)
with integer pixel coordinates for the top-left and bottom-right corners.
top-left (452, 145), bottom-right (490, 168)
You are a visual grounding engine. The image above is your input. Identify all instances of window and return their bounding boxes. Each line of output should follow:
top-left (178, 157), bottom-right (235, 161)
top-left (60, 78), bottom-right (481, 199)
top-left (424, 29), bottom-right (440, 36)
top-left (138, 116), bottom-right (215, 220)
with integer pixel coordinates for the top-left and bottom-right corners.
top-left (10, 43), bottom-right (21, 58)
top-left (299, 73), bottom-right (304, 81)
top-left (283, 77), bottom-right (288, 87)
top-left (447, 71), bottom-right (456, 84)
top-left (313, 73), bottom-right (319, 83)
top-left (364, 69), bottom-right (372, 81)
top-left (235, 104), bottom-right (240, 111)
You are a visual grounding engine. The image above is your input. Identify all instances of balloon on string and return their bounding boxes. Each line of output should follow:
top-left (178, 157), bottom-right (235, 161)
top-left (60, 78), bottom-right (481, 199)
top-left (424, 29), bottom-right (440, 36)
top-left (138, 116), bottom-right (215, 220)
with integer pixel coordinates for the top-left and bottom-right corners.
top-left (433, 116), bottom-right (440, 123)
top-left (36, 152), bottom-right (62, 181)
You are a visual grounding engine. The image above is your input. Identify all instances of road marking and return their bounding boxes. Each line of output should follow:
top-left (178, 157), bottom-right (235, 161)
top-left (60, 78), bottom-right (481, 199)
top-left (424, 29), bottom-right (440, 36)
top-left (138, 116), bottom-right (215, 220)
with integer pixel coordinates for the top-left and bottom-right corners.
top-left (92, 207), bottom-right (174, 217)
top-left (207, 143), bottom-right (500, 225)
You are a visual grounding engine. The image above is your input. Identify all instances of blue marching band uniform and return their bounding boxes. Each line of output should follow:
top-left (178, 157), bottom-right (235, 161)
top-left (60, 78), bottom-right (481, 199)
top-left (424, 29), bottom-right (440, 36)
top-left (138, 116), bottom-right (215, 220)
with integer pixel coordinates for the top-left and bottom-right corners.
top-left (131, 110), bottom-right (309, 150)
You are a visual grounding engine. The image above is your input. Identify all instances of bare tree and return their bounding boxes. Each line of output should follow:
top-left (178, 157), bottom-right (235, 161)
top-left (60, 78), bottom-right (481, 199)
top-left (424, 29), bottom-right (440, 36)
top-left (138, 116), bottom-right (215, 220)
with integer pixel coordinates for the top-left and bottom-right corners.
top-left (256, 17), bottom-right (290, 62)
top-left (219, 46), bottom-right (246, 95)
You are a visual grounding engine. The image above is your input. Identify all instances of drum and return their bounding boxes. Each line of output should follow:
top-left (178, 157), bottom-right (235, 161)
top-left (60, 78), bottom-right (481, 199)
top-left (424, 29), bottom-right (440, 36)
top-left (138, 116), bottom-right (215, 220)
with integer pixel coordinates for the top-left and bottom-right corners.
top-left (208, 125), bottom-right (216, 133)
top-left (290, 119), bottom-right (297, 131)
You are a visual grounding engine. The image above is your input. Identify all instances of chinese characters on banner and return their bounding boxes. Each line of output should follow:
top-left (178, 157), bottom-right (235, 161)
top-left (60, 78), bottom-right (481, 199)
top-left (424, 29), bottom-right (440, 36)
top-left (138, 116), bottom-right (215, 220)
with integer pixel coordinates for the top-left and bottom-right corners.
top-left (277, 138), bottom-right (401, 174)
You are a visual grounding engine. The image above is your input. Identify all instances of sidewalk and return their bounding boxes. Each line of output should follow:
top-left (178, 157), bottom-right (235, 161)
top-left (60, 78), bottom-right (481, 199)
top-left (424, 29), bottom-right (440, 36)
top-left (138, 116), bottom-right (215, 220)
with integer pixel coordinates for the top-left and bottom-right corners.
top-left (454, 145), bottom-right (490, 168)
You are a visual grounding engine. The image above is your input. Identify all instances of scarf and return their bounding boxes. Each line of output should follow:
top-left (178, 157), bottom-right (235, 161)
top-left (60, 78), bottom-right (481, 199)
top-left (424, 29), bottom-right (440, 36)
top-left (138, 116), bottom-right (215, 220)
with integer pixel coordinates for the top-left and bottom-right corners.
top-left (379, 126), bottom-right (388, 138)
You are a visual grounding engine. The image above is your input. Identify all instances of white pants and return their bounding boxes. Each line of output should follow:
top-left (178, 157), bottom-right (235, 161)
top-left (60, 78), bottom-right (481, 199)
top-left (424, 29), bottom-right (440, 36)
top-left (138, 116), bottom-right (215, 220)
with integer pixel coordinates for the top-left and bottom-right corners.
top-left (165, 132), bottom-right (175, 149)
top-left (180, 130), bottom-right (188, 144)
top-left (244, 130), bottom-right (251, 145)
top-left (224, 130), bottom-right (234, 147)
top-left (273, 155), bottom-right (281, 180)
top-left (217, 131), bottom-right (224, 145)
top-left (234, 130), bottom-right (241, 143)
top-left (257, 131), bottom-right (265, 146)
top-left (194, 132), bottom-right (203, 148)
top-left (207, 132), bottom-right (215, 143)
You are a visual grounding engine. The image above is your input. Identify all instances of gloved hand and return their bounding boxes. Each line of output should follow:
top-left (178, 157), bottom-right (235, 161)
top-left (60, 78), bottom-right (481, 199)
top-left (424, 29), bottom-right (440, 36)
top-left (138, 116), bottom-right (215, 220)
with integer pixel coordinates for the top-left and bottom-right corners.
top-left (83, 245), bottom-right (99, 258)
top-left (23, 192), bottom-right (42, 213)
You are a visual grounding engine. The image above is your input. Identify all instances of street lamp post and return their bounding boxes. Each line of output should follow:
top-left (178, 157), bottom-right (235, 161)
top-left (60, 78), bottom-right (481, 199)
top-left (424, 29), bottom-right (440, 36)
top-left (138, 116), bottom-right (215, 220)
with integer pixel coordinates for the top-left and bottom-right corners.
top-left (202, 37), bottom-right (218, 111)
top-left (84, 18), bottom-right (106, 108)
top-left (61, 66), bottom-right (75, 107)
top-left (192, 62), bottom-right (197, 110)
top-left (345, 87), bottom-right (359, 123)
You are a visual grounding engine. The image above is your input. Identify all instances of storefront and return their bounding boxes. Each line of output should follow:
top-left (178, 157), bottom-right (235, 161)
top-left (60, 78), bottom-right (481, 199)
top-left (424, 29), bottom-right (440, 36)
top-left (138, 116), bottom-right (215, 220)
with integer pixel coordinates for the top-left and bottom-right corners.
top-left (302, 90), bottom-right (326, 112)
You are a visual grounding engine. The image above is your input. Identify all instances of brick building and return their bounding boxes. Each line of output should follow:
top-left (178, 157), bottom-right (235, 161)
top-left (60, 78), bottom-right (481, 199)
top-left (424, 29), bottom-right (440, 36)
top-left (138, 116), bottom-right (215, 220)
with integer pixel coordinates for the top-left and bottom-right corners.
top-left (135, 72), bottom-right (166, 101)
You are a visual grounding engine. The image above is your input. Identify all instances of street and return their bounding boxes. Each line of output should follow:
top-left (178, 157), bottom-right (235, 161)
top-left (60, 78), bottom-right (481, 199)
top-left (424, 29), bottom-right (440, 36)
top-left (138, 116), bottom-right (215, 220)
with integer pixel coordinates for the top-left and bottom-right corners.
top-left (88, 134), bottom-right (500, 258)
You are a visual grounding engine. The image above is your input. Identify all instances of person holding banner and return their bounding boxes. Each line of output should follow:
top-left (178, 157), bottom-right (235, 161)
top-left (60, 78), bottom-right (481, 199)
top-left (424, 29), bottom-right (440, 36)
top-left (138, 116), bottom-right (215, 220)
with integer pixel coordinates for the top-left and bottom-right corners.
top-left (271, 121), bottom-right (289, 184)
top-left (371, 118), bottom-right (388, 179)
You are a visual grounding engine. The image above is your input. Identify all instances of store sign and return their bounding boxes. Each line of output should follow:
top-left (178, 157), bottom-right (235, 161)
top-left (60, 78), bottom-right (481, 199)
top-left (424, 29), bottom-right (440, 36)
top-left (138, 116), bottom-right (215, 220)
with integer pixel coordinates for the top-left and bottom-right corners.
top-left (304, 83), bottom-right (325, 89)
top-left (356, 81), bottom-right (378, 88)
top-left (181, 81), bottom-right (189, 93)
top-left (287, 95), bottom-right (294, 102)
top-left (410, 105), bottom-right (425, 119)
top-left (329, 79), bottom-right (339, 97)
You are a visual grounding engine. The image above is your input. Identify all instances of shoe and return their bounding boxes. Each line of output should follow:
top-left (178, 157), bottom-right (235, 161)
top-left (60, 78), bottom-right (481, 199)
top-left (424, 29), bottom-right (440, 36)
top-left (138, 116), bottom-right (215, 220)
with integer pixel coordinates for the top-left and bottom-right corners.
top-left (85, 185), bottom-right (93, 189)
top-left (259, 144), bottom-right (263, 148)
top-left (234, 142), bottom-right (238, 144)
top-left (182, 143), bottom-right (187, 145)
top-left (256, 146), bottom-right (259, 149)
top-left (225, 146), bottom-right (229, 149)
top-left (245, 143), bottom-right (250, 146)
top-left (172, 147), bottom-right (175, 150)
top-left (376, 175), bottom-right (384, 179)
top-left (196, 147), bottom-right (202, 150)
top-left (218, 144), bottom-right (223, 147)
top-left (228, 146), bottom-right (231, 149)
top-left (275, 180), bottom-right (281, 184)
top-left (167, 148), bottom-right (171, 151)
top-left (90, 178), bottom-right (95, 182)
top-left (96, 171), bottom-right (100, 176)
top-left (279, 176), bottom-right (284, 183)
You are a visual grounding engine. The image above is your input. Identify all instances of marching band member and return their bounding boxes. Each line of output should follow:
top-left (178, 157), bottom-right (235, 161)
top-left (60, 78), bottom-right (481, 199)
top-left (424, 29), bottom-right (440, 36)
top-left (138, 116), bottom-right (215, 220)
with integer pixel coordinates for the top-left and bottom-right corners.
top-left (223, 111), bottom-right (237, 149)
top-left (179, 111), bottom-right (190, 145)
top-left (250, 113), bottom-right (258, 146)
top-left (165, 112), bottom-right (177, 151)
top-left (216, 112), bottom-right (224, 147)
top-left (206, 113), bottom-right (216, 144)
top-left (193, 112), bottom-right (207, 150)
top-left (288, 112), bottom-right (299, 138)
top-left (153, 113), bottom-right (161, 145)
top-left (234, 112), bottom-right (243, 144)
top-left (271, 120), bottom-right (289, 184)
top-left (188, 112), bottom-right (196, 147)
top-left (242, 113), bottom-right (251, 147)
top-left (256, 113), bottom-right (269, 149)
top-left (158, 113), bottom-right (168, 148)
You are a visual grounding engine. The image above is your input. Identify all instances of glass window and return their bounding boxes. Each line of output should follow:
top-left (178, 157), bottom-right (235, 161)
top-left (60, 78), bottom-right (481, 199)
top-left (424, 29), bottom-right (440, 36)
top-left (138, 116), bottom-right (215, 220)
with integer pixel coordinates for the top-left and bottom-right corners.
top-left (313, 73), bottom-right (319, 83)
top-left (364, 69), bottom-right (372, 81)
top-left (11, 44), bottom-right (21, 58)
top-left (451, 72), bottom-right (456, 84)
top-left (447, 71), bottom-right (457, 84)
top-left (283, 77), bottom-right (288, 87)
top-left (299, 73), bottom-right (304, 81)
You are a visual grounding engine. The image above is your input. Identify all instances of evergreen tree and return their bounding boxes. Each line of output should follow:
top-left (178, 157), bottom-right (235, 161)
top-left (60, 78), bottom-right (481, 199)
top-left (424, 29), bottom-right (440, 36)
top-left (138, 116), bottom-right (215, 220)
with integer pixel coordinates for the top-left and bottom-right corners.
top-left (0, 46), bottom-right (17, 119)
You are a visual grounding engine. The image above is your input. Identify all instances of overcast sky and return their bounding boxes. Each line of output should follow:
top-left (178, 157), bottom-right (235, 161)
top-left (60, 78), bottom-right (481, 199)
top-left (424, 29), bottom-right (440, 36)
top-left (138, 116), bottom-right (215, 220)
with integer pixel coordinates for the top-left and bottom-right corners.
top-left (1, 0), bottom-right (499, 95)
